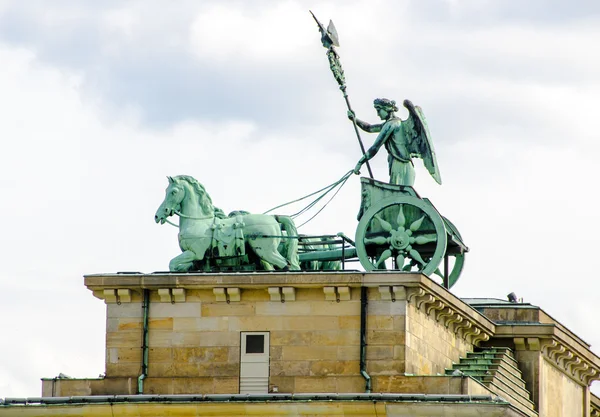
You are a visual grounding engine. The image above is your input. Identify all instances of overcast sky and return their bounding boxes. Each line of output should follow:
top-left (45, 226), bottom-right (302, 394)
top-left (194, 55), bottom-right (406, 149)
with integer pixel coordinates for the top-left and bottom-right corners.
top-left (1, 0), bottom-right (600, 397)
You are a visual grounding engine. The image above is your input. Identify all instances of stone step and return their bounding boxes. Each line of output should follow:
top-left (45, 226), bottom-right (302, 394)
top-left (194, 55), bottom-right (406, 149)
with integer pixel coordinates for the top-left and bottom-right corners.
top-left (483, 367), bottom-right (530, 399)
top-left (469, 351), bottom-right (519, 368)
top-left (489, 357), bottom-right (525, 382)
top-left (490, 362), bottom-right (527, 390)
top-left (487, 380), bottom-right (537, 416)
top-left (458, 358), bottom-right (494, 365)
top-left (451, 363), bottom-right (492, 372)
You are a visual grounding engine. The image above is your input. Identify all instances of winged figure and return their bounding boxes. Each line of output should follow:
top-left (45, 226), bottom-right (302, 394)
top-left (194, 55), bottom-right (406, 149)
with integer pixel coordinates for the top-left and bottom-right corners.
top-left (350, 98), bottom-right (441, 186)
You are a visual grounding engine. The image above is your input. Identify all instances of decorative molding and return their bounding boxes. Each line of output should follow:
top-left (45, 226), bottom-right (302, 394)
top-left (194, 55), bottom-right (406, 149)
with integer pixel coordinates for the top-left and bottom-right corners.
top-left (268, 287), bottom-right (282, 302)
top-left (378, 286), bottom-right (404, 301)
top-left (446, 314), bottom-right (463, 330)
top-left (406, 288), bottom-right (425, 304)
top-left (323, 286), bottom-right (350, 302)
top-left (281, 287), bottom-right (296, 301)
top-left (436, 307), bottom-right (454, 324)
top-left (337, 287), bottom-right (351, 301)
top-left (158, 288), bottom-right (172, 303)
top-left (103, 289), bottom-right (132, 304)
top-left (426, 300), bottom-right (444, 316)
top-left (172, 288), bottom-right (186, 303)
top-left (117, 289), bottom-right (131, 303)
top-left (213, 288), bottom-right (227, 302)
top-left (323, 287), bottom-right (336, 301)
top-left (403, 285), bottom-right (493, 345)
top-left (471, 330), bottom-right (490, 345)
top-left (268, 287), bottom-right (295, 302)
top-left (540, 339), bottom-right (600, 386)
top-left (213, 287), bottom-right (240, 303)
top-left (416, 294), bottom-right (435, 310)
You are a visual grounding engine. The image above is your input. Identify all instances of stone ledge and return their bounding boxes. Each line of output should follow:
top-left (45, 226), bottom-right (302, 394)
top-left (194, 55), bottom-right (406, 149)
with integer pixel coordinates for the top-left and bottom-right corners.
top-left (85, 272), bottom-right (496, 342)
top-left (493, 325), bottom-right (600, 386)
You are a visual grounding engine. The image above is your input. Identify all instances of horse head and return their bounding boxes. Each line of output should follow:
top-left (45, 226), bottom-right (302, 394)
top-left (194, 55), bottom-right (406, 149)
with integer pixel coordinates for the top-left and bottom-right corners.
top-left (154, 175), bottom-right (215, 224)
top-left (155, 176), bottom-right (185, 224)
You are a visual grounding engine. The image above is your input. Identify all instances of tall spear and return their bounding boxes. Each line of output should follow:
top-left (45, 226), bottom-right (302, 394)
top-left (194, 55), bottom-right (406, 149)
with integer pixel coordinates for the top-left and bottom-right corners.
top-left (310, 11), bottom-right (374, 179)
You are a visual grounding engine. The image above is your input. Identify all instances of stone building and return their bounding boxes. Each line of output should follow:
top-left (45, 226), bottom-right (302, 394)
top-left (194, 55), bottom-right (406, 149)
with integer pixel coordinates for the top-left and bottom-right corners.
top-left (1, 271), bottom-right (599, 416)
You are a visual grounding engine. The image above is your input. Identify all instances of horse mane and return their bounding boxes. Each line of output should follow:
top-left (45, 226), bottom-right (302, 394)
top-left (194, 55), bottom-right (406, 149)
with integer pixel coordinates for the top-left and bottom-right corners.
top-left (174, 175), bottom-right (215, 216)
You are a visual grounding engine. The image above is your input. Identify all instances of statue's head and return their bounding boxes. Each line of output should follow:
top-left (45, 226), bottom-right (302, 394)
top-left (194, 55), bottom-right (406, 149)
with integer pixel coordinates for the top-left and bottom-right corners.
top-left (373, 98), bottom-right (398, 120)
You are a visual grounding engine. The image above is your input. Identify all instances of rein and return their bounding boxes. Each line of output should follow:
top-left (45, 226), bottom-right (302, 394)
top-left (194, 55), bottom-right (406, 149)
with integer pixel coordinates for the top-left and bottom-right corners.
top-left (163, 210), bottom-right (213, 228)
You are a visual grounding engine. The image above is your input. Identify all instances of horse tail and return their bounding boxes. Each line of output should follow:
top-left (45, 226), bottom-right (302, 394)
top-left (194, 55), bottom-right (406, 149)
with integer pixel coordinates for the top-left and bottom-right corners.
top-left (276, 215), bottom-right (300, 270)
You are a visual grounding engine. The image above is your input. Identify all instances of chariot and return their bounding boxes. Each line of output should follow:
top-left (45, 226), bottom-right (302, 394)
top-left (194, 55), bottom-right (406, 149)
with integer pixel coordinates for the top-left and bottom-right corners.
top-left (297, 177), bottom-right (468, 289)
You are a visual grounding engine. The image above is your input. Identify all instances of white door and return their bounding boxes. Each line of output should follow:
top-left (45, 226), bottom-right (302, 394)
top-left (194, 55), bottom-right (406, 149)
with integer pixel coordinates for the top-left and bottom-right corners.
top-left (239, 332), bottom-right (270, 394)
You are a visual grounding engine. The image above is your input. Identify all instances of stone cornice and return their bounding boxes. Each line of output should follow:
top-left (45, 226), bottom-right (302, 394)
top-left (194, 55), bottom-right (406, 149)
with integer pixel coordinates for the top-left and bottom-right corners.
top-left (402, 286), bottom-right (494, 345)
top-left (494, 324), bottom-right (600, 386)
top-left (85, 272), bottom-right (496, 345)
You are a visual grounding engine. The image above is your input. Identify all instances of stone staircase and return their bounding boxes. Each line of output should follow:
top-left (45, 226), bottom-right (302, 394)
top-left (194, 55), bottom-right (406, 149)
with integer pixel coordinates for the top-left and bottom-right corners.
top-left (446, 347), bottom-right (537, 416)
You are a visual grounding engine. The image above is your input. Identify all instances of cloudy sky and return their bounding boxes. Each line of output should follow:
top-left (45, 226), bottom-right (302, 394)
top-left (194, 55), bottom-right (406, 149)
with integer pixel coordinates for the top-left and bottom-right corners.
top-left (1, 0), bottom-right (600, 397)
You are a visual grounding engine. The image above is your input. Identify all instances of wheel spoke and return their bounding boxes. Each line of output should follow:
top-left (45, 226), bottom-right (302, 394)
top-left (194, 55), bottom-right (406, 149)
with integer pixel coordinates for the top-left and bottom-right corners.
top-left (375, 249), bottom-right (393, 268)
top-left (365, 236), bottom-right (389, 245)
top-left (412, 233), bottom-right (437, 245)
top-left (409, 215), bottom-right (425, 232)
top-left (375, 214), bottom-right (393, 232)
top-left (409, 247), bottom-right (427, 267)
top-left (396, 254), bottom-right (405, 270)
top-left (396, 204), bottom-right (406, 228)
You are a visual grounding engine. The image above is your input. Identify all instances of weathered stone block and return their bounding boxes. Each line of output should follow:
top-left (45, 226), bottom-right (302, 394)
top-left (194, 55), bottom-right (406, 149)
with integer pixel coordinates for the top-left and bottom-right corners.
top-left (255, 301), bottom-right (310, 316)
top-left (283, 316), bottom-right (339, 330)
top-left (337, 346), bottom-right (359, 361)
top-left (151, 302), bottom-right (201, 318)
top-left (171, 377), bottom-right (213, 394)
top-left (148, 347), bottom-right (172, 363)
top-left (213, 377), bottom-right (239, 394)
top-left (228, 315), bottom-right (283, 331)
top-left (311, 330), bottom-right (359, 346)
top-left (281, 346), bottom-right (338, 361)
top-left (269, 376), bottom-right (295, 393)
top-left (270, 360), bottom-right (311, 376)
top-left (366, 345), bottom-right (394, 360)
top-left (148, 318), bottom-right (173, 330)
top-left (338, 315), bottom-right (360, 329)
top-left (367, 315), bottom-right (394, 330)
top-left (294, 376), bottom-right (337, 392)
top-left (107, 303), bottom-right (142, 318)
top-left (367, 360), bottom-right (405, 375)
top-left (368, 330), bottom-right (406, 345)
top-left (201, 303), bottom-right (254, 317)
top-left (309, 301), bottom-right (359, 316)
top-left (270, 330), bottom-right (311, 346)
top-left (106, 331), bottom-right (141, 348)
top-left (173, 347), bottom-right (230, 364)
top-left (310, 360), bottom-right (359, 376)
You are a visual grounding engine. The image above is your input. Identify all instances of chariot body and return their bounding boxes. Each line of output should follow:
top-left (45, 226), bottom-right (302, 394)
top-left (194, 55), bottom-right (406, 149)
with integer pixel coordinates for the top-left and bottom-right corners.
top-left (296, 178), bottom-right (468, 289)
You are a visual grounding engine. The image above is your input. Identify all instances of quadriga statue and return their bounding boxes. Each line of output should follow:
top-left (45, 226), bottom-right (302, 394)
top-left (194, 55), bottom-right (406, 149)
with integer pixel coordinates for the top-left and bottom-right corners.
top-left (154, 175), bottom-right (300, 272)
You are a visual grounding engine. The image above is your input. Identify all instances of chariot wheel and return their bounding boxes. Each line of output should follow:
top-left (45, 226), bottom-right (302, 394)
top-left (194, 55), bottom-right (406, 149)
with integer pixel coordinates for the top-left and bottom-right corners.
top-left (355, 195), bottom-right (447, 276)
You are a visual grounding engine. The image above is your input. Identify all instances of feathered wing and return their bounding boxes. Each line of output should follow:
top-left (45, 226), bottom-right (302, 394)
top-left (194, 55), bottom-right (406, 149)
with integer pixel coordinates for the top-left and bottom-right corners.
top-left (402, 99), bottom-right (442, 185)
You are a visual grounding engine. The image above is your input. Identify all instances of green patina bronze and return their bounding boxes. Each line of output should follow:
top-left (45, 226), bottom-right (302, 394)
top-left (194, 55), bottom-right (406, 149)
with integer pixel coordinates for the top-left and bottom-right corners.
top-left (351, 99), bottom-right (442, 186)
top-left (154, 176), bottom-right (300, 272)
top-left (152, 14), bottom-right (469, 288)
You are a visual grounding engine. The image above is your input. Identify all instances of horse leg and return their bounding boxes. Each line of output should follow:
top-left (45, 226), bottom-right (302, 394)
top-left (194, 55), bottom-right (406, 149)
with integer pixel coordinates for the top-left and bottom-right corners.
top-left (250, 239), bottom-right (289, 270)
top-left (169, 250), bottom-right (197, 272)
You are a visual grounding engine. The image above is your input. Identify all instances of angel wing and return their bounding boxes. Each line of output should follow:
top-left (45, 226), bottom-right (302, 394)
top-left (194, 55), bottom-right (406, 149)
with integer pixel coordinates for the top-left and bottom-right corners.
top-left (402, 99), bottom-right (442, 185)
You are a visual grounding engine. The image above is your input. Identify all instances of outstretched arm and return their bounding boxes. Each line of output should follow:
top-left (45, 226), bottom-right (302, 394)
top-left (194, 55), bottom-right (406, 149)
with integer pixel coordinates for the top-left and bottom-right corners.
top-left (348, 110), bottom-right (383, 133)
top-left (354, 122), bottom-right (393, 174)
